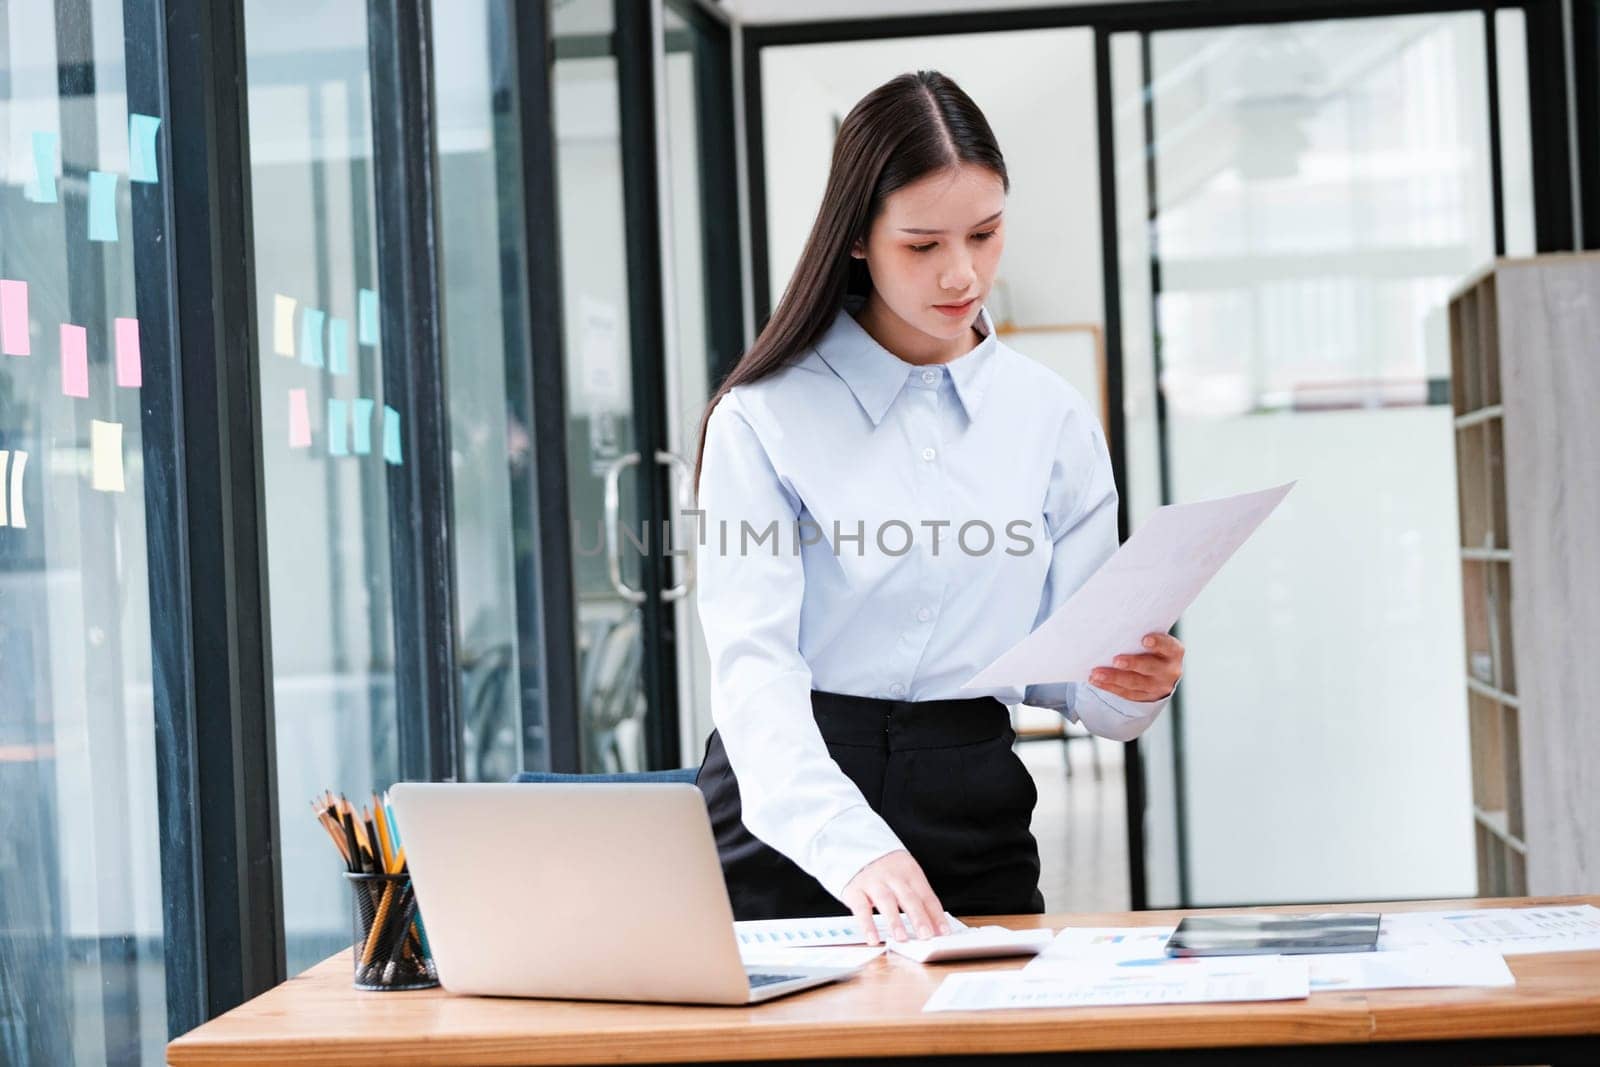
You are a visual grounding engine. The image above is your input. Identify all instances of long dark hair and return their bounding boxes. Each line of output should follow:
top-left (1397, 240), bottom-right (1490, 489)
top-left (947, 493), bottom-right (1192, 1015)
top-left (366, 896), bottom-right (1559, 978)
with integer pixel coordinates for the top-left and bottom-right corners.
top-left (691, 70), bottom-right (1009, 496)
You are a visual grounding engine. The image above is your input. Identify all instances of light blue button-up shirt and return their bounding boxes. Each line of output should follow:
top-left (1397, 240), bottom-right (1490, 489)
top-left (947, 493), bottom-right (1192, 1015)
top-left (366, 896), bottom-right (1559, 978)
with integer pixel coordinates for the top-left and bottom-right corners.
top-left (693, 295), bottom-right (1174, 900)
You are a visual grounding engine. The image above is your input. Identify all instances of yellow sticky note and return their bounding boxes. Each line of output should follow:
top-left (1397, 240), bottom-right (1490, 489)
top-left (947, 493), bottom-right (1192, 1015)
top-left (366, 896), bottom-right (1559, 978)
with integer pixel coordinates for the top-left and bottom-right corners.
top-left (273, 294), bottom-right (297, 357)
top-left (91, 419), bottom-right (125, 493)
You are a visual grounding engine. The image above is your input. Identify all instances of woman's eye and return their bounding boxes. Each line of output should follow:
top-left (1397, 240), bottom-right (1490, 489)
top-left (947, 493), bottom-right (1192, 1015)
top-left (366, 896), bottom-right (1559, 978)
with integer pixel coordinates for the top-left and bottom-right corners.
top-left (973, 230), bottom-right (998, 241)
top-left (910, 242), bottom-right (936, 253)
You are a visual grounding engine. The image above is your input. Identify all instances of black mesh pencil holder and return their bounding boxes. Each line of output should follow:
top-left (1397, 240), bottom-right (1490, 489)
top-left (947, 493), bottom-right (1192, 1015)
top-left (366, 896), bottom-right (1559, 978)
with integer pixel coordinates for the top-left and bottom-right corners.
top-left (345, 871), bottom-right (439, 991)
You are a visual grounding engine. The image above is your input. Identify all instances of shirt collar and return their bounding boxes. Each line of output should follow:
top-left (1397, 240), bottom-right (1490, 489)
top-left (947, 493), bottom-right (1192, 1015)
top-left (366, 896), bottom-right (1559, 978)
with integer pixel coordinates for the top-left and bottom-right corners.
top-left (814, 293), bottom-right (1000, 427)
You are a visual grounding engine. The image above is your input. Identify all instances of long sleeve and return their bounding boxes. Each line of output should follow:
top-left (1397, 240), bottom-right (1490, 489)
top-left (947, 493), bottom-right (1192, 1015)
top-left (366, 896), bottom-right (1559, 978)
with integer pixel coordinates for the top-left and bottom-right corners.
top-left (693, 392), bottom-right (907, 902)
top-left (1022, 394), bottom-right (1178, 742)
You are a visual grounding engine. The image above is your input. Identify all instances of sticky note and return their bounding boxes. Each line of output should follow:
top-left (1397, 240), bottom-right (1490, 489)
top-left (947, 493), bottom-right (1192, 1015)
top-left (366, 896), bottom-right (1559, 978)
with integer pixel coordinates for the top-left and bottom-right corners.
top-left (327, 317), bottom-right (349, 375)
top-left (88, 171), bottom-right (118, 242)
top-left (1, 280), bottom-right (29, 355)
top-left (288, 388), bottom-right (311, 448)
top-left (383, 405), bottom-right (403, 465)
top-left (273, 295), bottom-right (296, 357)
top-left (60, 324), bottom-right (89, 399)
top-left (299, 307), bottom-right (325, 367)
top-left (352, 398), bottom-right (375, 455)
top-left (129, 113), bottom-right (161, 183)
top-left (327, 398), bottom-right (349, 456)
top-left (358, 288), bottom-right (379, 345)
top-left (114, 318), bottom-right (141, 387)
top-left (6, 450), bottom-right (24, 528)
top-left (90, 420), bottom-right (125, 492)
top-left (28, 131), bottom-right (58, 203)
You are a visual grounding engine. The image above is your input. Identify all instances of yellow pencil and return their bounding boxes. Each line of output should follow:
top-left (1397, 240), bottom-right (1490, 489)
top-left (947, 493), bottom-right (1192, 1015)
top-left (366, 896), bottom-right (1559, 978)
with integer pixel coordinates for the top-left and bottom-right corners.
top-left (372, 794), bottom-right (396, 873)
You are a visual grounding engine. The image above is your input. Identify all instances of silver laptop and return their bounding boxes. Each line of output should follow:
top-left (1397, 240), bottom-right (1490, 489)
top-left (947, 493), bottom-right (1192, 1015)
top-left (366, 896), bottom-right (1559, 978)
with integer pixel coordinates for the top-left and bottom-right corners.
top-left (387, 782), bottom-right (860, 1005)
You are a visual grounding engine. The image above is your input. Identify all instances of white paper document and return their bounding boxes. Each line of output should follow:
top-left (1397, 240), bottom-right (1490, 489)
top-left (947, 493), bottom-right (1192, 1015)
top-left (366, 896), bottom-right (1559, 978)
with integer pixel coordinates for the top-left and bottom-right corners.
top-left (1025, 926), bottom-right (1178, 972)
top-left (886, 925), bottom-right (1055, 963)
top-left (738, 944), bottom-right (886, 970)
top-left (923, 956), bottom-right (1309, 1012)
top-left (1025, 925), bottom-right (1516, 992)
top-left (1306, 947), bottom-right (1514, 991)
top-left (734, 913), bottom-right (968, 949)
top-left (962, 482), bottom-right (1295, 689)
top-left (1377, 905), bottom-right (1600, 955)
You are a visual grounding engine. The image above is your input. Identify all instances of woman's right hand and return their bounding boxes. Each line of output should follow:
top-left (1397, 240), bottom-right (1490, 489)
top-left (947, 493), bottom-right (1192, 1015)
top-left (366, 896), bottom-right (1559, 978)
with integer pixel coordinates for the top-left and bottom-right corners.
top-left (842, 850), bottom-right (951, 944)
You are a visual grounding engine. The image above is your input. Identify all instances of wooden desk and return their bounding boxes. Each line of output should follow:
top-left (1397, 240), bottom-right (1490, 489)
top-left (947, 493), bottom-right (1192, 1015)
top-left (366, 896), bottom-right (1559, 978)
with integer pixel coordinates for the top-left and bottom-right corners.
top-left (167, 895), bottom-right (1600, 1066)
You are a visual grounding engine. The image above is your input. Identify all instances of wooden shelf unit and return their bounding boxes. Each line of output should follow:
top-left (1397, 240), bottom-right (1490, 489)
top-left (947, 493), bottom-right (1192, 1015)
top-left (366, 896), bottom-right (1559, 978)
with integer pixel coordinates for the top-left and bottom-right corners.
top-left (1448, 253), bottom-right (1600, 898)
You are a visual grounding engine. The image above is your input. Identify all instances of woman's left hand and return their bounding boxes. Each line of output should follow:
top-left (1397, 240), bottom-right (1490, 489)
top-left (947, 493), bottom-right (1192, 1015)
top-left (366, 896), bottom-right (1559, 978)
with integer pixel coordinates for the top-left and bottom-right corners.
top-left (1089, 632), bottom-right (1183, 702)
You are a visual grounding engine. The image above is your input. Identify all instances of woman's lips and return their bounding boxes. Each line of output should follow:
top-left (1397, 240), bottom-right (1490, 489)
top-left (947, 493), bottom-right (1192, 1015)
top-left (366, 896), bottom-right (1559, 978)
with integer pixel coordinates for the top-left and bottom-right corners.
top-left (933, 297), bottom-right (977, 317)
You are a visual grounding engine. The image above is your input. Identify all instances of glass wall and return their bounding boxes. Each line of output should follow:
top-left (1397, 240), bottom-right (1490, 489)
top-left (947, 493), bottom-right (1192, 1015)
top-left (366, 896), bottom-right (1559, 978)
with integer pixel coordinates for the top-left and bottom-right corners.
top-left (431, 0), bottom-right (543, 782)
top-left (0, 1), bottom-right (167, 1063)
top-left (242, 0), bottom-right (400, 975)
top-left (662, 0), bottom-right (724, 767)
top-left (551, 0), bottom-right (651, 773)
top-left (1115, 12), bottom-right (1535, 906)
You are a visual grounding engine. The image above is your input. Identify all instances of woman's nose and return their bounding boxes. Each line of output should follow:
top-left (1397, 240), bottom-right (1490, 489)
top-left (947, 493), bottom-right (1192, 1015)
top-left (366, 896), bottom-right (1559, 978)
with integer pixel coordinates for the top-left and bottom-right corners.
top-left (940, 258), bottom-right (976, 292)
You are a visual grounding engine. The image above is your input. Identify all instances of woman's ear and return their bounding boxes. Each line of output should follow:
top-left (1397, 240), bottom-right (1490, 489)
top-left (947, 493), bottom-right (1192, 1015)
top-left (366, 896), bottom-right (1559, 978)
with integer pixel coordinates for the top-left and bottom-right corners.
top-left (849, 237), bottom-right (865, 259)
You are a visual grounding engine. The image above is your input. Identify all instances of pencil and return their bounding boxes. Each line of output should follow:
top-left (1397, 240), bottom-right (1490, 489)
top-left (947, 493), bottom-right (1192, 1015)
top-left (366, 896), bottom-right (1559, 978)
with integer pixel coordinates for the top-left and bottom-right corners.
top-left (361, 882), bottom-right (396, 968)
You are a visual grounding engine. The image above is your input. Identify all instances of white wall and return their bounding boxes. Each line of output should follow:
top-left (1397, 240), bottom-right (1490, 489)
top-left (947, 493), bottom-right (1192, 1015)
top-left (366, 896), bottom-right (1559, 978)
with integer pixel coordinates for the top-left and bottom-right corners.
top-left (761, 28), bottom-right (1105, 331)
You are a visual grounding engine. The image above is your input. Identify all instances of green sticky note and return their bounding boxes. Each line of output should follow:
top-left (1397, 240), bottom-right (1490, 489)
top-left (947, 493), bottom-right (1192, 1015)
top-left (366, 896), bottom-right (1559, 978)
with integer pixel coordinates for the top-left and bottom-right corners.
top-left (383, 405), bottom-right (402, 465)
top-left (88, 171), bottom-right (118, 241)
top-left (328, 398), bottom-right (349, 456)
top-left (299, 307), bottom-right (325, 368)
top-left (129, 113), bottom-right (162, 183)
top-left (29, 132), bottom-right (58, 203)
top-left (327, 317), bottom-right (349, 375)
top-left (352, 397), bottom-right (374, 455)
top-left (358, 288), bottom-right (379, 345)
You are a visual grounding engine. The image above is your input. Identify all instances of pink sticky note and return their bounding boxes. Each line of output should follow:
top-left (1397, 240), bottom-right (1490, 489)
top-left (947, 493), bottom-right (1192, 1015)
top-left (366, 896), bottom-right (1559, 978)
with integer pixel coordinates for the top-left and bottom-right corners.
top-left (60, 324), bottom-right (89, 399)
top-left (115, 317), bottom-right (142, 387)
top-left (1, 280), bottom-right (29, 355)
top-left (288, 388), bottom-right (311, 448)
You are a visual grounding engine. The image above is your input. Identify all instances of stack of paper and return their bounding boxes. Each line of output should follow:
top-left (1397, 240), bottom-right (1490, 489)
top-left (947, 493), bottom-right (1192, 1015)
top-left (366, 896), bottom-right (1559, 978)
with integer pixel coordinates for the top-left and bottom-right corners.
top-left (1377, 905), bottom-right (1600, 955)
top-left (1022, 923), bottom-right (1517, 992)
top-left (924, 956), bottom-right (1309, 1012)
top-left (733, 912), bottom-right (969, 950)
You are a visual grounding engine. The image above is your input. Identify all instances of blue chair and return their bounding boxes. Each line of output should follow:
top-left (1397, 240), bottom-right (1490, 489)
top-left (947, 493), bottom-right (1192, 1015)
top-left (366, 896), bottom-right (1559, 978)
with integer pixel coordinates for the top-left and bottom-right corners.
top-left (511, 768), bottom-right (699, 785)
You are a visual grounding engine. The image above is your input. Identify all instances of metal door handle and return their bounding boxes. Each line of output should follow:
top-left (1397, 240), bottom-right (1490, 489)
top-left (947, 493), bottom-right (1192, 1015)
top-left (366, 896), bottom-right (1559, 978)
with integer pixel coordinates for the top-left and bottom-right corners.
top-left (656, 450), bottom-right (695, 602)
top-left (602, 452), bottom-right (647, 604)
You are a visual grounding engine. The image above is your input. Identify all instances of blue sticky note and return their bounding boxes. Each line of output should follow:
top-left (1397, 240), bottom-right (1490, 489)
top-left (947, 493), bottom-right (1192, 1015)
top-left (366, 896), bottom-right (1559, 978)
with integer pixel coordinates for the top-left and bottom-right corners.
top-left (299, 307), bottom-right (326, 367)
top-left (327, 317), bottom-right (349, 375)
top-left (383, 405), bottom-right (402, 465)
top-left (327, 398), bottom-right (349, 456)
top-left (129, 113), bottom-right (162, 183)
top-left (352, 398), bottom-right (374, 455)
top-left (29, 131), bottom-right (58, 203)
top-left (358, 288), bottom-right (379, 345)
top-left (88, 171), bottom-right (118, 241)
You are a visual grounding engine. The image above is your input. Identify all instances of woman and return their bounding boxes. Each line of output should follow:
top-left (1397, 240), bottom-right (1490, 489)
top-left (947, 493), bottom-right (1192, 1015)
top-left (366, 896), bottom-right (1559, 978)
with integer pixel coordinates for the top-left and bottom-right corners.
top-left (691, 71), bottom-right (1183, 945)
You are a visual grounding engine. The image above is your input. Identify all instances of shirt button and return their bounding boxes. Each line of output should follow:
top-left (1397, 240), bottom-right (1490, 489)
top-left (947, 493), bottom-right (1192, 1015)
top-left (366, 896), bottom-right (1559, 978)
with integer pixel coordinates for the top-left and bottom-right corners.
top-left (921, 369), bottom-right (937, 384)
top-left (889, 683), bottom-right (906, 697)
top-left (917, 606), bottom-right (933, 622)
top-left (921, 447), bottom-right (936, 462)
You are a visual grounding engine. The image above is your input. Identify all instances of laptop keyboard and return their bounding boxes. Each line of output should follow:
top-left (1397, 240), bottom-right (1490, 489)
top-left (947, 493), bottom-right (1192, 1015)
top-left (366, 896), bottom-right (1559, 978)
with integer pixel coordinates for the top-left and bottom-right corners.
top-left (747, 972), bottom-right (804, 989)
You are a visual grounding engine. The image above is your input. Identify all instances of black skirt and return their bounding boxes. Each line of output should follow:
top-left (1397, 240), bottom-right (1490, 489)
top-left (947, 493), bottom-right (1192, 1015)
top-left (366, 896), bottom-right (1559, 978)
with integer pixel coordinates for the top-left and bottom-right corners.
top-left (695, 688), bottom-right (1045, 920)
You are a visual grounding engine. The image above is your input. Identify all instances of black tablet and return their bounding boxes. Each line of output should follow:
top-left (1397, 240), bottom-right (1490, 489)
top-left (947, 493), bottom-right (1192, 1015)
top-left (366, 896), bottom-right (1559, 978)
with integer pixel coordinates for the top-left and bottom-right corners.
top-left (1164, 913), bottom-right (1381, 957)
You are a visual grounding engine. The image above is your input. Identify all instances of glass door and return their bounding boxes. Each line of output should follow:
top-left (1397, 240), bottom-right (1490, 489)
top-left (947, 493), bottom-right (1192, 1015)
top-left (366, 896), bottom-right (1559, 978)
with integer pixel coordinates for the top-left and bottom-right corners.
top-left (551, 0), bottom-right (652, 773)
top-left (661, 0), bottom-right (744, 765)
top-left (1110, 11), bottom-right (1534, 906)
top-left (550, 0), bottom-right (741, 771)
